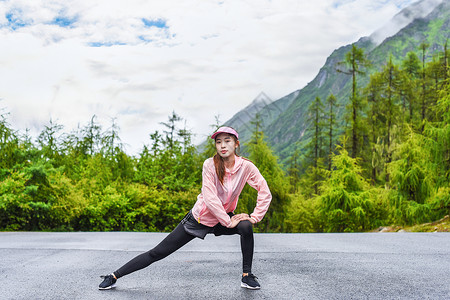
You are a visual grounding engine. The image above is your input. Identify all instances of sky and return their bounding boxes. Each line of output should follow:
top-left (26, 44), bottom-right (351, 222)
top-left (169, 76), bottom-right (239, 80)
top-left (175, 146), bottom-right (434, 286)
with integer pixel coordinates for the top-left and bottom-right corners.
top-left (0, 0), bottom-right (421, 155)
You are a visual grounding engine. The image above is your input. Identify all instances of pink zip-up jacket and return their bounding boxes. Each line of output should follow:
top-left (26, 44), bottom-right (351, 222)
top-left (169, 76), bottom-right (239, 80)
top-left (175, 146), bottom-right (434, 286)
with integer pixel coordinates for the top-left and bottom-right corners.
top-left (191, 156), bottom-right (272, 228)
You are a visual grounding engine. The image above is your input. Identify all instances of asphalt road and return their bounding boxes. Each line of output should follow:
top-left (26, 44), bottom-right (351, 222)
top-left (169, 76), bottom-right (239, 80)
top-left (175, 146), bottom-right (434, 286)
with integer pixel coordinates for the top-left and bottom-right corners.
top-left (0, 231), bottom-right (449, 300)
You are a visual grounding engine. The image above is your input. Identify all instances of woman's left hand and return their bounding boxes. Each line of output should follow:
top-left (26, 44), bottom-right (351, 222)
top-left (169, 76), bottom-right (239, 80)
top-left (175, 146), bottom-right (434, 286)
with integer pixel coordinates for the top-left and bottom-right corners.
top-left (232, 213), bottom-right (249, 222)
top-left (233, 213), bottom-right (257, 224)
top-left (247, 217), bottom-right (257, 224)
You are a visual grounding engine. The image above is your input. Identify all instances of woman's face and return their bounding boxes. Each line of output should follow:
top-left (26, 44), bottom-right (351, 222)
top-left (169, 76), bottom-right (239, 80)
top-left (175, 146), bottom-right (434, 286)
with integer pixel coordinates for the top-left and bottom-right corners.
top-left (215, 133), bottom-right (238, 159)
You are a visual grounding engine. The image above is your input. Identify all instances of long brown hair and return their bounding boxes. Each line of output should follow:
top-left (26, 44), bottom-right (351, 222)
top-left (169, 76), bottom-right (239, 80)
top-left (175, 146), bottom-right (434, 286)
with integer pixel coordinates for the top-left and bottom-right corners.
top-left (213, 134), bottom-right (239, 184)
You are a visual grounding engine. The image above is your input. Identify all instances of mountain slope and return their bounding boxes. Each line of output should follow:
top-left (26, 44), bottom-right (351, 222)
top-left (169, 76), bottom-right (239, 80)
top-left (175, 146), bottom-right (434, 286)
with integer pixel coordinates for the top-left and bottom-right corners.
top-left (225, 0), bottom-right (449, 163)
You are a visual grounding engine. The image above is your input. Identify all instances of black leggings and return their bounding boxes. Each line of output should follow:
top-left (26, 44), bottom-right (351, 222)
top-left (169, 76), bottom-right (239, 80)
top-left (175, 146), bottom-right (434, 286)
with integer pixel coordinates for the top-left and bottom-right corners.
top-left (113, 220), bottom-right (254, 278)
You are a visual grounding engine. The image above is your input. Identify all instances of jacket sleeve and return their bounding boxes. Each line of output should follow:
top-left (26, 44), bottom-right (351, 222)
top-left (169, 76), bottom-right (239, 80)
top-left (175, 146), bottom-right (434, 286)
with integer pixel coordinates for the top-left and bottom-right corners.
top-left (201, 160), bottom-right (232, 227)
top-left (246, 163), bottom-right (272, 223)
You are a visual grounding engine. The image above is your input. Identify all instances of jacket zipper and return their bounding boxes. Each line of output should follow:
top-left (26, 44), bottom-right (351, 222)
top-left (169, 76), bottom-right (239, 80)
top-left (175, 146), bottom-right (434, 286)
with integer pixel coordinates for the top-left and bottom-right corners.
top-left (227, 172), bottom-right (232, 204)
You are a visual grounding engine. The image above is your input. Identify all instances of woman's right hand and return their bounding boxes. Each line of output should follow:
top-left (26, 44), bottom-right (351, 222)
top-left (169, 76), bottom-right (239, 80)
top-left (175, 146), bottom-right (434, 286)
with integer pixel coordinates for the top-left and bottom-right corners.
top-left (229, 218), bottom-right (240, 228)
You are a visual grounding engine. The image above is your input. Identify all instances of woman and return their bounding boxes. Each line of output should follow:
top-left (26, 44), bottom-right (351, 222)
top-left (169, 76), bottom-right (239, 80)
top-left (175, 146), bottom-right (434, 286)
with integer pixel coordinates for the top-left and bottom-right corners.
top-left (99, 126), bottom-right (272, 290)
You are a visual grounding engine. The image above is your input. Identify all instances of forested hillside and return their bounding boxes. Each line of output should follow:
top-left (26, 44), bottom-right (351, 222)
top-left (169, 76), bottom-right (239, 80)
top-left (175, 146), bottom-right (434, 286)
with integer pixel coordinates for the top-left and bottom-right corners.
top-left (228, 0), bottom-right (449, 164)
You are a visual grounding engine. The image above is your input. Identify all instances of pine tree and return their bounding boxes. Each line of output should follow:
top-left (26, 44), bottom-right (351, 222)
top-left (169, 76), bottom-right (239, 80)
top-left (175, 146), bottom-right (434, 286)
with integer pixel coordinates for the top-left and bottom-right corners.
top-left (160, 111), bottom-right (182, 150)
top-left (388, 126), bottom-right (435, 224)
top-left (239, 114), bottom-right (290, 232)
top-left (364, 73), bottom-right (384, 183)
top-left (318, 144), bottom-right (375, 232)
top-left (37, 119), bottom-right (64, 159)
top-left (325, 94), bottom-right (338, 170)
top-left (287, 147), bottom-right (301, 193)
top-left (304, 96), bottom-right (325, 195)
top-left (401, 52), bottom-right (421, 124)
top-left (81, 115), bottom-right (102, 156)
top-left (420, 42), bottom-right (430, 129)
top-left (337, 44), bottom-right (371, 158)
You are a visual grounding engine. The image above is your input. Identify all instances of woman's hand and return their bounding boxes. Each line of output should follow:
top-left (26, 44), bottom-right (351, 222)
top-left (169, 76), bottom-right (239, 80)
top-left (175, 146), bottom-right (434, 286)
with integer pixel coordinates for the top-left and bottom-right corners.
top-left (234, 213), bottom-right (249, 220)
top-left (229, 213), bottom-right (250, 228)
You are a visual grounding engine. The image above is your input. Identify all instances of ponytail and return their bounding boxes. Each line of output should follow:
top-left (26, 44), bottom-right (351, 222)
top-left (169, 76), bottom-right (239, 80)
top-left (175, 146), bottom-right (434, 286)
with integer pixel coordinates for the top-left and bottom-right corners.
top-left (213, 154), bottom-right (226, 185)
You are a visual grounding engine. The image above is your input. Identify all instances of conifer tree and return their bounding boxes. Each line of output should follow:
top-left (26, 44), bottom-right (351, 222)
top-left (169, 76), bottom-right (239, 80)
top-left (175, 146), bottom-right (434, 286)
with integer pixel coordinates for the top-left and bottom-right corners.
top-left (442, 40), bottom-right (449, 83)
top-left (325, 94), bottom-right (338, 170)
top-left (337, 44), bottom-right (371, 158)
top-left (432, 78), bottom-right (450, 216)
top-left (401, 52), bottom-right (421, 124)
top-left (303, 96), bottom-right (325, 195)
top-left (419, 42), bottom-right (430, 129)
top-left (0, 111), bottom-right (21, 174)
top-left (364, 73), bottom-right (384, 183)
top-left (318, 144), bottom-right (375, 232)
top-left (81, 115), bottom-right (102, 156)
top-left (374, 57), bottom-right (404, 184)
top-left (239, 114), bottom-right (290, 232)
top-left (287, 148), bottom-right (301, 193)
top-left (160, 111), bottom-right (182, 150)
top-left (37, 119), bottom-right (64, 163)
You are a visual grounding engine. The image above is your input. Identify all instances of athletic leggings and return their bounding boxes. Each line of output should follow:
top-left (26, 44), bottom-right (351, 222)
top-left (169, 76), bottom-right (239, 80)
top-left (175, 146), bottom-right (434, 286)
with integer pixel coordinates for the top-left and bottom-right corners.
top-left (113, 220), bottom-right (254, 278)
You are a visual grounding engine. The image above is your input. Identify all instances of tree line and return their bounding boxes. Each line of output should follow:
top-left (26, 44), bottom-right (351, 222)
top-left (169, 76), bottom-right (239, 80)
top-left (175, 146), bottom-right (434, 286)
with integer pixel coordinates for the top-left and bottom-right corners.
top-left (0, 42), bottom-right (448, 232)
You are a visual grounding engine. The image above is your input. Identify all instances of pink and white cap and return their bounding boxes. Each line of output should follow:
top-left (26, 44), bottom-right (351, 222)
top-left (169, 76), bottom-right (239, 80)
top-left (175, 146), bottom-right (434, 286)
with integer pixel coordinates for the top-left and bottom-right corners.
top-left (211, 126), bottom-right (239, 140)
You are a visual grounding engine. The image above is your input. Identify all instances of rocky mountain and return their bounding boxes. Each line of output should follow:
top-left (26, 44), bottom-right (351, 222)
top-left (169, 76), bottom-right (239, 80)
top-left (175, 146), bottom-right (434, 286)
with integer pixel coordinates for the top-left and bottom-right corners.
top-left (224, 0), bottom-right (449, 163)
top-left (226, 92), bottom-right (272, 133)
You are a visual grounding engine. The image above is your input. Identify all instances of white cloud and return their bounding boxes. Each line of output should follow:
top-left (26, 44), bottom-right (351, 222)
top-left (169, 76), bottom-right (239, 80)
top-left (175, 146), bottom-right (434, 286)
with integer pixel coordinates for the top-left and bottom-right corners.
top-left (0, 0), bottom-right (420, 154)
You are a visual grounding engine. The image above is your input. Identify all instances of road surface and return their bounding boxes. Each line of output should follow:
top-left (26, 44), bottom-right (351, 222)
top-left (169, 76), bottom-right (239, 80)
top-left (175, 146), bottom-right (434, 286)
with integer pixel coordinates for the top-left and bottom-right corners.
top-left (1, 231), bottom-right (449, 299)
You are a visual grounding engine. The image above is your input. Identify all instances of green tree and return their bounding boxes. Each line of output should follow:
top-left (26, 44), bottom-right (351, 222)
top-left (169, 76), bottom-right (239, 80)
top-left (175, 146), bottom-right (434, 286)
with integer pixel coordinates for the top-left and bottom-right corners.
top-left (237, 114), bottom-right (290, 232)
top-left (401, 52), bottom-right (421, 124)
top-left (387, 126), bottom-right (436, 224)
top-left (287, 147), bottom-right (301, 193)
top-left (0, 112), bottom-right (21, 176)
top-left (318, 144), bottom-right (377, 232)
top-left (37, 119), bottom-right (64, 161)
top-left (82, 115), bottom-right (102, 156)
top-left (160, 111), bottom-right (182, 150)
top-left (337, 44), bottom-right (371, 158)
top-left (377, 57), bottom-right (404, 183)
top-left (303, 96), bottom-right (325, 195)
top-left (424, 75), bottom-right (450, 217)
top-left (364, 73), bottom-right (384, 183)
top-left (325, 94), bottom-right (338, 170)
top-left (419, 42), bottom-right (430, 129)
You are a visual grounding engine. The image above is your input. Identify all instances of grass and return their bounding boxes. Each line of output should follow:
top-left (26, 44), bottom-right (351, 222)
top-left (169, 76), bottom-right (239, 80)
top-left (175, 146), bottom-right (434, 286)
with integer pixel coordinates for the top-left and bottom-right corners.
top-left (374, 215), bottom-right (450, 232)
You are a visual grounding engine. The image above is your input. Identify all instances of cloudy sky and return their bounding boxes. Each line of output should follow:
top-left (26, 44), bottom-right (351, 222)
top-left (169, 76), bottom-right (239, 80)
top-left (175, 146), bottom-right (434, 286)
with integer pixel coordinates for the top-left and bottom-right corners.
top-left (0, 0), bottom-right (420, 154)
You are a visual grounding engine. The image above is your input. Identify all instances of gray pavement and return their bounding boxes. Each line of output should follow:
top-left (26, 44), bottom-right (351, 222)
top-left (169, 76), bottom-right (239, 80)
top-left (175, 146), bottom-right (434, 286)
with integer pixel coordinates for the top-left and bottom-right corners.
top-left (0, 231), bottom-right (449, 299)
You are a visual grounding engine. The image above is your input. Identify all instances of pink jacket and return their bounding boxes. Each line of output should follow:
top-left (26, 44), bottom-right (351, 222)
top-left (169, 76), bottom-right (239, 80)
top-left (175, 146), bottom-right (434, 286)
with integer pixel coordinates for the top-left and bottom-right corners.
top-left (191, 156), bottom-right (272, 228)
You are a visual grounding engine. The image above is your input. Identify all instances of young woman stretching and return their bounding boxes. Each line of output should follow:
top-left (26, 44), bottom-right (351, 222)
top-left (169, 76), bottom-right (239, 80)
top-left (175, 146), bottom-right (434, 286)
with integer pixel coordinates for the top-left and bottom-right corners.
top-left (99, 126), bottom-right (272, 290)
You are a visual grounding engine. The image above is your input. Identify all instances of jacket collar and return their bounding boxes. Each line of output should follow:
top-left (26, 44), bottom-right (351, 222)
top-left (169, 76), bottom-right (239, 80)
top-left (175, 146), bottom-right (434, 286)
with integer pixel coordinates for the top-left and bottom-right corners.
top-left (225, 155), bottom-right (244, 175)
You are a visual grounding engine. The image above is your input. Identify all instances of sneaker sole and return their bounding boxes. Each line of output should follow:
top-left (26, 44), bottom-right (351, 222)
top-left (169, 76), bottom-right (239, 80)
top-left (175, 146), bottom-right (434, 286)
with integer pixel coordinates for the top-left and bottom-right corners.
top-left (241, 282), bottom-right (260, 290)
top-left (99, 283), bottom-right (116, 290)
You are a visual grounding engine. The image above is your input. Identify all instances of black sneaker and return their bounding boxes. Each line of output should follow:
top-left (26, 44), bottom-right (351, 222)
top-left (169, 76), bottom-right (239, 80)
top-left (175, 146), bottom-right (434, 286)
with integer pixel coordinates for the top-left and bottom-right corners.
top-left (99, 274), bottom-right (117, 290)
top-left (241, 273), bottom-right (260, 290)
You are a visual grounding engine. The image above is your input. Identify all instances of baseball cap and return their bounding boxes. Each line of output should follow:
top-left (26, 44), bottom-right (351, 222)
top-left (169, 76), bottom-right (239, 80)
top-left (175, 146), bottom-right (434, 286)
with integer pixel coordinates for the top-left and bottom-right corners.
top-left (211, 126), bottom-right (239, 140)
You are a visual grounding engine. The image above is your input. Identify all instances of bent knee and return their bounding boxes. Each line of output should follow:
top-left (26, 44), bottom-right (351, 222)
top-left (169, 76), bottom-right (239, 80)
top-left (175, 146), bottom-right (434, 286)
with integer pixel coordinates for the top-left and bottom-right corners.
top-left (237, 220), bottom-right (253, 236)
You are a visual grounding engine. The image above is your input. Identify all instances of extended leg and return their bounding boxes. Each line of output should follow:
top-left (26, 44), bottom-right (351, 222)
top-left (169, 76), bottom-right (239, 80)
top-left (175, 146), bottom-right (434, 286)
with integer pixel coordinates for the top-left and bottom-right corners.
top-left (114, 223), bottom-right (195, 278)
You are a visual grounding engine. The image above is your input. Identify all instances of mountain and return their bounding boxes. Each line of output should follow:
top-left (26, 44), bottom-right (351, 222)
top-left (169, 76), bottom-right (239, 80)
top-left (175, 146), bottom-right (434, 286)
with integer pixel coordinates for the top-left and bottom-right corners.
top-left (227, 90), bottom-right (298, 144)
top-left (225, 0), bottom-right (449, 163)
top-left (226, 92), bottom-right (272, 132)
top-left (370, 0), bottom-right (443, 44)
